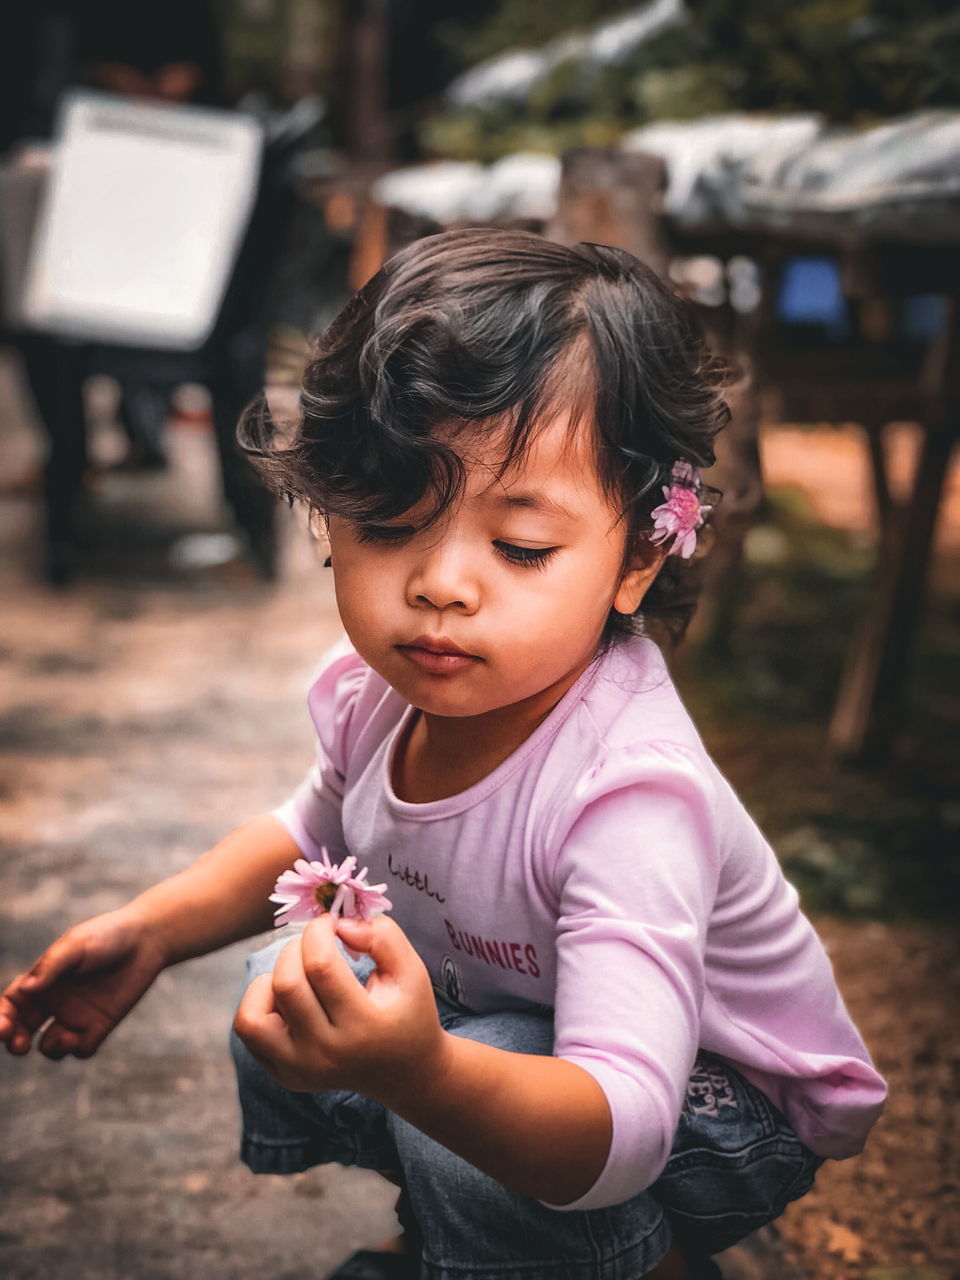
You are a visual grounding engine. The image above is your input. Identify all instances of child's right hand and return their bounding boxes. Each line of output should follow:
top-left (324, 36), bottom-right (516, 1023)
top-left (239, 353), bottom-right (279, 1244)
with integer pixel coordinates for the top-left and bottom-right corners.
top-left (0, 908), bottom-right (167, 1059)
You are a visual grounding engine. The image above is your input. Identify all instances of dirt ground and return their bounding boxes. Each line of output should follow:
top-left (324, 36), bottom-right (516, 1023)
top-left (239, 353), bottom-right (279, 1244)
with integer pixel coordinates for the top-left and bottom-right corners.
top-left (707, 421), bottom-right (960, 1278)
top-left (0, 354), bottom-right (399, 1280)
top-left (1, 349), bottom-right (958, 1279)
top-left (778, 917), bottom-right (959, 1279)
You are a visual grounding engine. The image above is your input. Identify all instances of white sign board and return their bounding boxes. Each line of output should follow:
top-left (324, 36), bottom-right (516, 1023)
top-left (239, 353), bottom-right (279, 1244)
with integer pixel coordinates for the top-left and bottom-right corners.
top-left (22, 92), bottom-right (262, 350)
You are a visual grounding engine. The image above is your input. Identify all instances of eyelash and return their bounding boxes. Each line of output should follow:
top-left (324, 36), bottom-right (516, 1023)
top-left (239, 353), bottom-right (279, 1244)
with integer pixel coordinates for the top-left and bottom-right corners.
top-left (354, 526), bottom-right (558, 570)
top-left (494, 541), bottom-right (558, 570)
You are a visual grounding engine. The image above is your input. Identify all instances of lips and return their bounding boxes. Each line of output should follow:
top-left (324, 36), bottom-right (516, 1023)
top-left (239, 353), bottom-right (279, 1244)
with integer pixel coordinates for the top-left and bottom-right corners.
top-left (403, 635), bottom-right (474, 657)
top-left (396, 635), bottom-right (480, 675)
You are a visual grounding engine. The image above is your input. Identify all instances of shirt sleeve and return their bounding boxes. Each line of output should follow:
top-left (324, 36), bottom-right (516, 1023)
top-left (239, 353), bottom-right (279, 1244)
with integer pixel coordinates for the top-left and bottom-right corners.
top-left (272, 636), bottom-right (368, 863)
top-left (543, 741), bottom-right (722, 1211)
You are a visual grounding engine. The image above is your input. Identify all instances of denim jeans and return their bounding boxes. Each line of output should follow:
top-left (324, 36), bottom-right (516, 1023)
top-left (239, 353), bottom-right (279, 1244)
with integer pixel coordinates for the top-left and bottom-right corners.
top-left (231, 936), bottom-right (821, 1280)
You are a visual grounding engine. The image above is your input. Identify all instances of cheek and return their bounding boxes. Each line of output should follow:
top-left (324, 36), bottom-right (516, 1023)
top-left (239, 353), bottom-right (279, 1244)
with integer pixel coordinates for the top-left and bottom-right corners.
top-left (498, 567), bottom-right (615, 652)
top-left (332, 553), bottom-right (377, 616)
top-left (546, 545), bottom-right (624, 614)
top-left (332, 549), bottom-right (410, 643)
top-left (336, 571), bottom-right (378, 621)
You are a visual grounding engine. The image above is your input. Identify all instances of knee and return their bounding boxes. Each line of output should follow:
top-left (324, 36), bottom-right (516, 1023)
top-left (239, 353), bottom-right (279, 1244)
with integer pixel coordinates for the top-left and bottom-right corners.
top-left (445, 1007), bottom-right (555, 1057)
top-left (386, 1110), bottom-right (670, 1272)
top-left (242, 935), bottom-right (291, 987)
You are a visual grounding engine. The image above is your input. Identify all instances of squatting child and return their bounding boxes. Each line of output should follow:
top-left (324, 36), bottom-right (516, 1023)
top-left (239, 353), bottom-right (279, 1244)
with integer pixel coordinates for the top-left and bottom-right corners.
top-left (0, 230), bottom-right (886, 1280)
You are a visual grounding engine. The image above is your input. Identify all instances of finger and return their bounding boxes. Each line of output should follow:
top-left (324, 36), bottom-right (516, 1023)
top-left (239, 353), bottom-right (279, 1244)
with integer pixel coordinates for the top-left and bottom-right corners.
top-left (238, 972), bottom-right (282, 1025)
top-left (6, 1027), bottom-right (36, 1056)
top-left (1, 1004), bottom-right (40, 1056)
top-left (1, 976), bottom-right (48, 1019)
top-left (300, 915), bottom-right (367, 1024)
top-left (0, 991), bottom-right (32, 1035)
top-left (336, 915), bottom-right (413, 984)
top-left (37, 1023), bottom-right (83, 1060)
top-left (234, 973), bottom-right (291, 1065)
top-left (38, 1002), bottom-right (115, 1060)
top-left (0, 989), bottom-right (55, 1053)
top-left (271, 936), bottom-right (334, 1034)
top-left (20, 934), bottom-right (84, 993)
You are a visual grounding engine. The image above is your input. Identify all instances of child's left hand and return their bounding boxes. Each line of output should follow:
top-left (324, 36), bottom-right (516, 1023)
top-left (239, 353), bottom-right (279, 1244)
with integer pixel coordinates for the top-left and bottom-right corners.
top-left (233, 913), bottom-right (448, 1103)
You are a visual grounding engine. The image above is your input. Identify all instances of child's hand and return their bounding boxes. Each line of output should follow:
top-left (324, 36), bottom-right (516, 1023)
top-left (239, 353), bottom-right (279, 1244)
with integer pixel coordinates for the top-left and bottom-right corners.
top-left (233, 913), bottom-right (448, 1103)
top-left (0, 909), bottom-right (166, 1059)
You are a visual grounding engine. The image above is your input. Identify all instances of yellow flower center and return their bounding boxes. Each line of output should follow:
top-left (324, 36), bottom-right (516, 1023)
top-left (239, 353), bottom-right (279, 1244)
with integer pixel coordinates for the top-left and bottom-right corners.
top-left (312, 882), bottom-right (339, 911)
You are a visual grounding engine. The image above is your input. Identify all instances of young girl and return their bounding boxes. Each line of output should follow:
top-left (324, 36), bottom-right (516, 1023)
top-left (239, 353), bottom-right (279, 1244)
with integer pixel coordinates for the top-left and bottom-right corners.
top-left (0, 230), bottom-right (885, 1280)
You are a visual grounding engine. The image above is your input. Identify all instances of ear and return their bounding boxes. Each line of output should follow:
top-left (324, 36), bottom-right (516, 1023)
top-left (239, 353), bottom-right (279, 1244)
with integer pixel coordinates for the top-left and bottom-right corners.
top-left (612, 550), bottom-right (666, 616)
top-left (308, 510), bottom-right (332, 567)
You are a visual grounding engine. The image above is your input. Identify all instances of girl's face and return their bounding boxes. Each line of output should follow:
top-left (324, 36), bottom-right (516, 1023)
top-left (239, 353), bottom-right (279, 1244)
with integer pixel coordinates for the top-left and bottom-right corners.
top-left (326, 412), bottom-right (661, 723)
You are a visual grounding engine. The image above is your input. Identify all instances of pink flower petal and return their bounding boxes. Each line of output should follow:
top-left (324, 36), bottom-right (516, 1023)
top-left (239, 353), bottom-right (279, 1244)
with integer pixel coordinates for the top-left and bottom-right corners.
top-left (270, 848), bottom-right (392, 925)
top-left (649, 465), bottom-right (707, 557)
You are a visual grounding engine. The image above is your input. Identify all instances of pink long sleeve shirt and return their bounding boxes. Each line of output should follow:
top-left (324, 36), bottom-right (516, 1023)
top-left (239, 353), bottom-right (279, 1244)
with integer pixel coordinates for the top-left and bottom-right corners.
top-left (275, 634), bottom-right (886, 1211)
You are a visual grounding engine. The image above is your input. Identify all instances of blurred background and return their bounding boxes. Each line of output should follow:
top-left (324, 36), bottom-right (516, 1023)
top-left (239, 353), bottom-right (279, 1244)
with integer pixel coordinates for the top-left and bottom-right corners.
top-left (1, 3), bottom-right (958, 1278)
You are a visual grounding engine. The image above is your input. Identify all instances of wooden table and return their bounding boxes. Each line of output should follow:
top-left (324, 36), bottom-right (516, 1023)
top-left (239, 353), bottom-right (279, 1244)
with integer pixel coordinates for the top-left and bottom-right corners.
top-left (676, 229), bottom-right (959, 761)
top-left (342, 147), bottom-right (959, 762)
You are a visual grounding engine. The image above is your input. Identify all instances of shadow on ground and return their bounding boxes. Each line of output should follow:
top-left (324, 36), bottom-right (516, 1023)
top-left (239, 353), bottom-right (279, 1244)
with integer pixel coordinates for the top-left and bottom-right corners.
top-left (0, 354), bottom-right (397, 1279)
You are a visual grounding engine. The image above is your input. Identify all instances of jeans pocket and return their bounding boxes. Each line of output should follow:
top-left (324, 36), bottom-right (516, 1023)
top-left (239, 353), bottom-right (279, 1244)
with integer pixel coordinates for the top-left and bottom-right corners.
top-left (651, 1055), bottom-right (823, 1256)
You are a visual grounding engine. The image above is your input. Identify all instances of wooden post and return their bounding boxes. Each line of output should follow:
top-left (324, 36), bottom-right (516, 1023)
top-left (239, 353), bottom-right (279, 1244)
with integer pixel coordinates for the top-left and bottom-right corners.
top-left (546, 148), bottom-right (670, 280)
top-left (349, 198), bottom-right (388, 291)
top-left (828, 421), bottom-right (956, 759)
top-left (829, 299), bottom-right (959, 759)
top-left (333, 0), bottom-right (392, 164)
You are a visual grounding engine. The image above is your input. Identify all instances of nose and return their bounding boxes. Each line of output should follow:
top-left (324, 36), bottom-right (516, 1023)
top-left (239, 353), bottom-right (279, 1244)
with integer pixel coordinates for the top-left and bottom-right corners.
top-left (406, 537), bottom-right (479, 614)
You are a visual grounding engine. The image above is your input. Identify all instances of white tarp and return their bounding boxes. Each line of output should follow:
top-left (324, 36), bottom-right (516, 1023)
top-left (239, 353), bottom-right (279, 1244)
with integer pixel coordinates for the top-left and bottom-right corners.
top-left (372, 153), bottom-right (561, 225)
top-left (738, 110), bottom-right (960, 240)
top-left (20, 91), bottom-right (262, 349)
top-left (623, 114), bottom-right (823, 225)
top-left (371, 161), bottom-right (484, 223)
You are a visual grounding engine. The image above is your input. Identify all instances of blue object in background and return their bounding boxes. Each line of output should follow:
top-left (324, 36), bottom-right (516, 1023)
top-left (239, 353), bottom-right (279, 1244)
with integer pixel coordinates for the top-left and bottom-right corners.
top-left (899, 294), bottom-right (948, 343)
top-left (777, 257), bottom-right (849, 340)
top-left (778, 260), bottom-right (946, 344)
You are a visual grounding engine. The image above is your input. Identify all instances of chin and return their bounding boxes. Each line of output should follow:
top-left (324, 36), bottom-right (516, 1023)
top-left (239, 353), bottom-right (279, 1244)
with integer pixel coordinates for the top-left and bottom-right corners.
top-left (408, 672), bottom-right (515, 719)
top-left (405, 686), bottom-right (491, 718)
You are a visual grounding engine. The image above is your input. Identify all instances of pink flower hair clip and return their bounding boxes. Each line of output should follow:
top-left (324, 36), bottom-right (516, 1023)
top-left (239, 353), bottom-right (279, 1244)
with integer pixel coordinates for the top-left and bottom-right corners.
top-left (270, 848), bottom-right (392, 926)
top-left (649, 460), bottom-right (711, 559)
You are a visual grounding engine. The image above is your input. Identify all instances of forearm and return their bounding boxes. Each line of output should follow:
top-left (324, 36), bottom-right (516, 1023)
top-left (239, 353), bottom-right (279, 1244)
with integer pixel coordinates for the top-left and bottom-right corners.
top-left (383, 1035), bottom-right (613, 1205)
top-left (126, 814), bottom-right (302, 966)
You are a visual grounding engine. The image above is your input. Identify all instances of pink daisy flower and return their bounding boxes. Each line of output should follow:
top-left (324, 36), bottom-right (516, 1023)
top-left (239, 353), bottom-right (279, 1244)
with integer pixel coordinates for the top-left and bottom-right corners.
top-left (649, 461), bottom-right (710, 559)
top-left (270, 849), bottom-right (392, 926)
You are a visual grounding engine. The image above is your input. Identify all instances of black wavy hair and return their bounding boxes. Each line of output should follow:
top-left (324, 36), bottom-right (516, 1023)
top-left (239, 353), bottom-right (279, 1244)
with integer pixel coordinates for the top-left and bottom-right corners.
top-left (240, 227), bottom-right (729, 641)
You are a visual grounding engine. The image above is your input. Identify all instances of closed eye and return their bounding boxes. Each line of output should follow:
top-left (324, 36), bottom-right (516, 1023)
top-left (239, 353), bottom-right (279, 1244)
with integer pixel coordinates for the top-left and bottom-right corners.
top-left (494, 541), bottom-right (559, 569)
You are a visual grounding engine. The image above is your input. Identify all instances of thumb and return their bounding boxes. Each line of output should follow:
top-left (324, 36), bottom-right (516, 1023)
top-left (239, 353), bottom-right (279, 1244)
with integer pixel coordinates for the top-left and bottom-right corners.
top-left (335, 915), bottom-right (408, 975)
top-left (21, 933), bottom-right (84, 991)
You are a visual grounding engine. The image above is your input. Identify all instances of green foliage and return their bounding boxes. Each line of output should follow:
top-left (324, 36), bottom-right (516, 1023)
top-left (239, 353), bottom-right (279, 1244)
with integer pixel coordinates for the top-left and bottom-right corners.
top-left (420, 111), bottom-right (624, 164)
top-left (681, 0), bottom-right (960, 119)
top-left (631, 65), bottom-right (734, 120)
top-left (438, 0), bottom-right (637, 69)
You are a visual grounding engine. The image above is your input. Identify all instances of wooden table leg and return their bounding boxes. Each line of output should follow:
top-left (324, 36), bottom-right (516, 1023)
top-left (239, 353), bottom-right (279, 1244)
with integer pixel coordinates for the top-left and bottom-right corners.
top-left (828, 421), bottom-right (956, 760)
